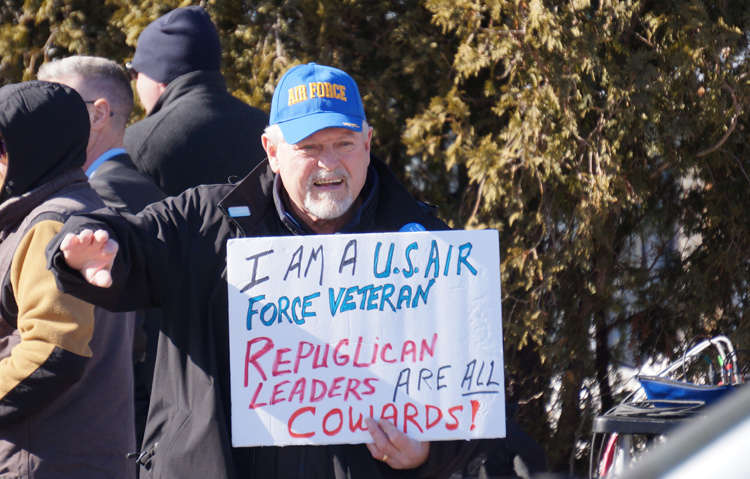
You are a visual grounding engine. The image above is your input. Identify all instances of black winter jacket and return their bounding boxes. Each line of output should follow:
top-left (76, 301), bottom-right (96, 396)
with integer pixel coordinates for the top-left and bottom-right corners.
top-left (124, 70), bottom-right (269, 197)
top-left (48, 157), bottom-right (484, 479)
top-left (89, 152), bottom-right (166, 215)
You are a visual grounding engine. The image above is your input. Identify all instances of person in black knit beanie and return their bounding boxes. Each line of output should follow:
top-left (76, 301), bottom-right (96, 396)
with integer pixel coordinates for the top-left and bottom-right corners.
top-left (124, 6), bottom-right (269, 197)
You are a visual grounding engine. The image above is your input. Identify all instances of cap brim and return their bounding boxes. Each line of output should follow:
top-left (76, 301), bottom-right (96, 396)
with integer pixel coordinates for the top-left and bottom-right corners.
top-left (277, 112), bottom-right (364, 145)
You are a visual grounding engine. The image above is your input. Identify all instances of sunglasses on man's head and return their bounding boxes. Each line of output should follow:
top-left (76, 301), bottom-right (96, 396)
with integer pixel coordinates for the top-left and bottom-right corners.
top-left (125, 62), bottom-right (138, 81)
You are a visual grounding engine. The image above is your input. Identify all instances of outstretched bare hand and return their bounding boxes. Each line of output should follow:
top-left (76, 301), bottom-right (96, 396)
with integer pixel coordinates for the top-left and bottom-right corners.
top-left (60, 229), bottom-right (118, 288)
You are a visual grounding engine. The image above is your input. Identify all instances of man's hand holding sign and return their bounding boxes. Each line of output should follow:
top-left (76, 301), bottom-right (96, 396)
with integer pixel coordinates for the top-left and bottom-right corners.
top-left (366, 417), bottom-right (429, 467)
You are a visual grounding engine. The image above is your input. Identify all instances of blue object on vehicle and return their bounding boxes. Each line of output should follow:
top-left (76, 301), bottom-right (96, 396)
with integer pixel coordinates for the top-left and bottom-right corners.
top-left (637, 375), bottom-right (734, 406)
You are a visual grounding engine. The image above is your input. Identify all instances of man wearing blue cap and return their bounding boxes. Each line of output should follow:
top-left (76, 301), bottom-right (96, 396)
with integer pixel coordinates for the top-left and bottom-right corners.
top-left (124, 6), bottom-right (269, 197)
top-left (46, 63), bottom-right (483, 479)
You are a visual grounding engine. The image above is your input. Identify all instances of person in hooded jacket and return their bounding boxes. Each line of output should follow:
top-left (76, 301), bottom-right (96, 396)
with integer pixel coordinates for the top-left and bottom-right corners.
top-left (123, 6), bottom-right (269, 197)
top-left (0, 81), bottom-right (136, 479)
top-left (46, 64), bottom-right (488, 479)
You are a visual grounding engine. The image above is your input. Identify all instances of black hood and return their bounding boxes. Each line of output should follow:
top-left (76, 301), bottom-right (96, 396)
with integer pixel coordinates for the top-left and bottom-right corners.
top-left (0, 80), bottom-right (89, 204)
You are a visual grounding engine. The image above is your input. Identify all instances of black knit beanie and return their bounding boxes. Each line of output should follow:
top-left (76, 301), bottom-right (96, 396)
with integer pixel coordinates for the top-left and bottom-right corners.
top-left (131, 6), bottom-right (221, 85)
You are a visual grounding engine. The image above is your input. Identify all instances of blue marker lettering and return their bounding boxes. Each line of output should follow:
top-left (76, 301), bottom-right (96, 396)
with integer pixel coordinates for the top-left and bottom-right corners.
top-left (302, 292), bottom-right (320, 318)
top-left (412, 278), bottom-right (436, 307)
top-left (291, 297), bottom-right (304, 325)
top-left (424, 240), bottom-right (440, 278)
top-left (260, 303), bottom-right (277, 326)
top-left (367, 286), bottom-right (382, 310)
top-left (380, 284), bottom-right (396, 312)
top-left (402, 242), bottom-right (418, 278)
top-left (342, 286), bottom-right (358, 312)
top-left (397, 286), bottom-right (412, 310)
top-left (246, 295), bottom-right (265, 330)
top-left (458, 243), bottom-right (478, 276)
top-left (443, 245), bottom-right (453, 276)
top-left (373, 242), bottom-right (394, 278)
top-left (329, 288), bottom-right (345, 317)
top-left (278, 296), bottom-right (292, 323)
top-left (357, 285), bottom-right (374, 309)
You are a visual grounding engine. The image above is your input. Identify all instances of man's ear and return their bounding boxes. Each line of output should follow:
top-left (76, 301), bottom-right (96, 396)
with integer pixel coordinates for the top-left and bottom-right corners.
top-left (89, 99), bottom-right (112, 131)
top-left (262, 134), bottom-right (280, 173)
top-left (364, 126), bottom-right (373, 154)
top-left (156, 82), bottom-right (167, 97)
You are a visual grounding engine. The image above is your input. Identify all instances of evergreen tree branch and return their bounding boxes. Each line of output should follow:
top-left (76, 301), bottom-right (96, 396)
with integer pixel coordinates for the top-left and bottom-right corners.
top-left (697, 81), bottom-right (742, 158)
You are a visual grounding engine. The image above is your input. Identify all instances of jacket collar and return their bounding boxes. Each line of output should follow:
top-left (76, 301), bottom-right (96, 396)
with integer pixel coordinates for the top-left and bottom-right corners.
top-left (218, 155), bottom-right (444, 238)
top-left (0, 169), bottom-right (89, 241)
top-left (148, 70), bottom-right (227, 116)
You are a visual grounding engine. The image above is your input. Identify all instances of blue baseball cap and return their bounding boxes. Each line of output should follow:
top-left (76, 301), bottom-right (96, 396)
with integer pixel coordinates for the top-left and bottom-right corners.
top-left (270, 63), bottom-right (366, 144)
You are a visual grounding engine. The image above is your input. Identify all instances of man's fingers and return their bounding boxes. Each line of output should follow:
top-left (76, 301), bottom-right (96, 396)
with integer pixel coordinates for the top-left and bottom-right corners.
top-left (59, 229), bottom-right (117, 288)
top-left (366, 417), bottom-right (389, 449)
top-left (93, 229), bottom-right (110, 244)
top-left (365, 417), bottom-right (392, 461)
top-left (365, 441), bottom-right (383, 461)
top-left (101, 237), bottom-right (119, 257)
top-left (365, 418), bottom-right (429, 469)
top-left (89, 268), bottom-right (113, 288)
top-left (376, 419), bottom-right (399, 439)
top-left (78, 228), bottom-right (94, 244)
top-left (60, 232), bottom-right (80, 253)
top-left (365, 418), bottom-right (405, 468)
top-left (377, 419), bottom-right (413, 450)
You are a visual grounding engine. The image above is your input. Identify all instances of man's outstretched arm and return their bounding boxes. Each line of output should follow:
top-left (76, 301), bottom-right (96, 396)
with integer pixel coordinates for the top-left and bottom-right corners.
top-left (59, 228), bottom-right (119, 288)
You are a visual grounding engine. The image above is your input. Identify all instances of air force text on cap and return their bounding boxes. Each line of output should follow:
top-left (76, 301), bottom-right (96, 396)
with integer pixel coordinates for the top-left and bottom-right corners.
top-left (288, 82), bottom-right (348, 106)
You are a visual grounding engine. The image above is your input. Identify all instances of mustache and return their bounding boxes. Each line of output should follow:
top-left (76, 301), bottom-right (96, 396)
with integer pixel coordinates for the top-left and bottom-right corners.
top-left (309, 169), bottom-right (350, 184)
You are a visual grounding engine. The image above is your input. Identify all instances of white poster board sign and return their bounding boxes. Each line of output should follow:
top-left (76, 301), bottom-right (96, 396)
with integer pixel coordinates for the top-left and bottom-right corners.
top-left (227, 230), bottom-right (504, 447)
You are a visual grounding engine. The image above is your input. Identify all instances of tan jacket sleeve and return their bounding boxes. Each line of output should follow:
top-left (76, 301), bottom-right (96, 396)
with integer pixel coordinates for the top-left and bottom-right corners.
top-left (0, 220), bottom-right (94, 424)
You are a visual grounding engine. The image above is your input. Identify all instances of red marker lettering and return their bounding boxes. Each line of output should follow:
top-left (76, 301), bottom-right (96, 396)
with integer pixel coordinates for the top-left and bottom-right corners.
top-left (288, 407), bottom-right (315, 438)
top-left (344, 378), bottom-right (362, 401)
top-left (425, 405), bottom-right (443, 429)
top-left (244, 337), bottom-right (273, 385)
top-left (270, 380), bottom-right (290, 405)
top-left (293, 341), bottom-right (314, 373)
top-left (272, 347), bottom-right (292, 376)
top-left (323, 408), bottom-right (343, 436)
top-left (404, 402), bottom-right (423, 433)
top-left (446, 405), bottom-right (463, 430)
top-left (248, 382), bottom-right (267, 410)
